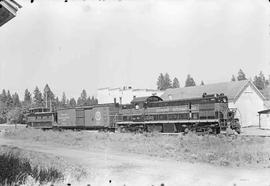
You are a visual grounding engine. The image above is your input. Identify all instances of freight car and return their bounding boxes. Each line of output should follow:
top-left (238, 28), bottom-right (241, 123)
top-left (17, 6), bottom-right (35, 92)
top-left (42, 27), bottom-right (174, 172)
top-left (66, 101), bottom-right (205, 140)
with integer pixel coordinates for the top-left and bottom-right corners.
top-left (26, 107), bottom-right (57, 129)
top-left (116, 94), bottom-right (240, 134)
top-left (54, 103), bottom-right (119, 131)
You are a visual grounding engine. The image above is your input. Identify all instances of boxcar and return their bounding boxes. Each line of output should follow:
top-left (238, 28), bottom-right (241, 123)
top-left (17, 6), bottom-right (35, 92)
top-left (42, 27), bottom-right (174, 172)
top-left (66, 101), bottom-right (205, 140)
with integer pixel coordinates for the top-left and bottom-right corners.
top-left (55, 103), bottom-right (119, 130)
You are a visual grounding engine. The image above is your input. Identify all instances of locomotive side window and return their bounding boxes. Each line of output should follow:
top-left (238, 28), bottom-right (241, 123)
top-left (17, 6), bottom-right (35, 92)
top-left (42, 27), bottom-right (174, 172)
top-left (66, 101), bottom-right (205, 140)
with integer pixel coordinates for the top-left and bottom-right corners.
top-left (168, 114), bottom-right (178, 120)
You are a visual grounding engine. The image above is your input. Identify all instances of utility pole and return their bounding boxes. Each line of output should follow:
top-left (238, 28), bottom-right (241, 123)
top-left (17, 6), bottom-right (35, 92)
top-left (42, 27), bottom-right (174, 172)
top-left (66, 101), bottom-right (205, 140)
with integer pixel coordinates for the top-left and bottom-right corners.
top-left (44, 85), bottom-right (50, 109)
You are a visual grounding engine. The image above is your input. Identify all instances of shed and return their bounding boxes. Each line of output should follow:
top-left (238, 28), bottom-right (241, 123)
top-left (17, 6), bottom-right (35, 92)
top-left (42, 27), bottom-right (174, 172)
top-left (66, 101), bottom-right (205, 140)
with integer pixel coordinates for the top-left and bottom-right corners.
top-left (161, 80), bottom-right (266, 127)
top-left (258, 109), bottom-right (270, 129)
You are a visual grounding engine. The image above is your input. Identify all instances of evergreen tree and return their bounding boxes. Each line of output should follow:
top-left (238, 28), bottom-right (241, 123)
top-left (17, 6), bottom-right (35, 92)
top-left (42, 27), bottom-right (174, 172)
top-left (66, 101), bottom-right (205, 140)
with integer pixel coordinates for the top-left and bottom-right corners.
top-left (23, 89), bottom-right (32, 105)
top-left (253, 71), bottom-right (267, 90)
top-left (0, 90), bottom-right (8, 123)
top-left (231, 75), bottom-right (236, 82)
top-left (157, 73), bottom-right (165, 90)
top-left (69, 98), bottom-right (76, 107)
top-left (185, 74), bottom-right (196, 87)
top-left (77, 89), bottom-right (87, 106)
top-left (0, 89), bottom-right (7, 104)
top-left (86, 97), bottom-right (92, 106)
top-left (200, 81), bottom-right (205, 86)
top-left (55, 97), bottom-right (60, 108)
top-left (12, 93), bottom-right (21, 107)
top-left (172, 77), bottom-right (180, 88)
top-left (60, 92), bottom-right (67, 108)
top-left (7, 107), bottom-right (24, 124)
top-left (33, 86), bottom-right (43, 107)
top-left (163, 73), bottom-right (172, 89)
top-left (237, 69), bottom-right (247, 81)
top-left (6, 91), bottom-right (13, 109)
top-left (157, 73), bottom-right (173, 90)
top-left (43, 84), bottom-right (55, 108)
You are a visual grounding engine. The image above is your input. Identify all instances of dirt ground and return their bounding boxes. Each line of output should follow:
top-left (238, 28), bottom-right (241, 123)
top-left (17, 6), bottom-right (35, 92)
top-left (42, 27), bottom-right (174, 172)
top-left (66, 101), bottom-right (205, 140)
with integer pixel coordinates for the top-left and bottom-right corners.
top-left (241, 127), bottom-right (270, 137)
top-left (1, 137), bottom-right (270, 186)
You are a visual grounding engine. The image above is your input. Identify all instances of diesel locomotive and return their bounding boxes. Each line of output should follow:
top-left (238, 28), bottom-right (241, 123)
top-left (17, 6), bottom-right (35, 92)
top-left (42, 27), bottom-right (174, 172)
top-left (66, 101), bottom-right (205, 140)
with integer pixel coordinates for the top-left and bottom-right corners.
top-left (26, 93), bottom-right (240, 134)
top-left (116, 94), bottom-right (241, 134)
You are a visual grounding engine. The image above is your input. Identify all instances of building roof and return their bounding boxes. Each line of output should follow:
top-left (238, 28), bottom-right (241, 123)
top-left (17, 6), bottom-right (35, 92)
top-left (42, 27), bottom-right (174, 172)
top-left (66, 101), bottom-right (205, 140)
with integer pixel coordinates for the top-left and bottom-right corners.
top-left (98, 86), bottom-right (161, 92)
top-left (258, 109), bottom-right (270, 114)
top-left (0, 0), bottom-right (21, 27)
top-left (261, 87), bottom-right (270, 100)
top-left (161, 80), bottom-right (265, 102)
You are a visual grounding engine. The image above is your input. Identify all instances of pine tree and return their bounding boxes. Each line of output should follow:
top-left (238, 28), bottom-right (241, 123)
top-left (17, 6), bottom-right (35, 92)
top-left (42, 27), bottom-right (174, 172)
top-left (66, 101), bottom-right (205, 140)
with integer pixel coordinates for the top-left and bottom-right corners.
top-left (43, 84), bottom-right (55, 108)
top-left (185, 74), bottom-right (196, 87)
top-left (163, 73), bottom-right (172, 89)
top-left (172, 77), bottom-right (180, 88)
top-left (86, 97), bottom-right (92, 106)
top-left (157, 73), bottom-right (173, 90)
top-left (55, 97), bottom-right (60, 109)
top-left (0, 89), bottom-right (7, 104)
top-left (33, 86), bottom-right (43, 107)
top-left (12, 93), bottom-right (21, 107)
top-left (237, 69), bottom-right (247, 81)
top-left (69, 98), bottom-right (76, 107)
top-left (231, 75), bottom-right (236, 82)
top-left (0, 90), bottom-right (8, 123)
top-left (23, 89), bottom-right (32, 105)
top-left (77, 90), bottom-right (87, 106)
top-left (157, 73), bottom-right (165, 90)
top-left (6, 91), bottom-right (13, 109)
top-left (253, 71), bottom-right (267, 90)
top-left (61, 92), bottom-right (67, 108)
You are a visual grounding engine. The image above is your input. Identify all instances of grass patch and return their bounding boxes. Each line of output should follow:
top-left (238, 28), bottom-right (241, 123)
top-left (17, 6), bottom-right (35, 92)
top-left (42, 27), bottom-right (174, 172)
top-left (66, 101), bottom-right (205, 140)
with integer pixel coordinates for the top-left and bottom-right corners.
top-left (0, 149), bottom-right (63, 185)
top-left (4, 128), bottom-right (270, 168)
top-left (0, 145), bottom-right (87, 185)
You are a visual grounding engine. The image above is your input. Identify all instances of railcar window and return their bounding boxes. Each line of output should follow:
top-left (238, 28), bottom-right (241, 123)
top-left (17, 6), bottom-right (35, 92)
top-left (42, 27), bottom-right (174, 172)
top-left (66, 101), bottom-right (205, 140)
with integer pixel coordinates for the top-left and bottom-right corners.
top-left (168, 114), bottom-right (178, 120)
top-left (159, 114), bottom-right (167, 120)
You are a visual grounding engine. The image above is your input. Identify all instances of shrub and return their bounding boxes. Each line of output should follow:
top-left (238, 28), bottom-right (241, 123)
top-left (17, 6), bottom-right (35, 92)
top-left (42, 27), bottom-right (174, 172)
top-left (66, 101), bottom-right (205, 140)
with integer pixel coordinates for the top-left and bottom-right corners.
top-left (0, 152), bottom-right (64, 185)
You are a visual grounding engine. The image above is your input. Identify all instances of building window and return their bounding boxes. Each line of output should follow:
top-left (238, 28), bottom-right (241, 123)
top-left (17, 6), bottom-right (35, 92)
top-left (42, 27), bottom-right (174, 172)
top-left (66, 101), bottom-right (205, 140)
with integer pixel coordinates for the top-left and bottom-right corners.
top-left (119, 97), bottom-right (122, 104)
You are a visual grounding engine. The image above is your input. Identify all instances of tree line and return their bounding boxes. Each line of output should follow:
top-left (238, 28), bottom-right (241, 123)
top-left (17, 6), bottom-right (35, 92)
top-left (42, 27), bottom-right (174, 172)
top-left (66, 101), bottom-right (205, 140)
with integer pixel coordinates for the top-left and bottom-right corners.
top-left (0, 84), bottom-right (98, 124)
top-left (157, 69), bottom-right (270, 91)
top-left (231, 69), bottom-right (270, 90)
top-left (156, 73), bottom-right (204, 90)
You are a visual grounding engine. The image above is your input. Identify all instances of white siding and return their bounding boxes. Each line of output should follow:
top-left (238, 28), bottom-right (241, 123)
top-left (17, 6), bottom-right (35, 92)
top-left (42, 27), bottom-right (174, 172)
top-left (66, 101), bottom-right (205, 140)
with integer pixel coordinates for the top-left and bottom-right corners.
top-left (97, 88), bottom-right (163, 104)
top-left (260, 113), bottom-right (270, 129)
top-left (233, 85), bottom-right (265, 127)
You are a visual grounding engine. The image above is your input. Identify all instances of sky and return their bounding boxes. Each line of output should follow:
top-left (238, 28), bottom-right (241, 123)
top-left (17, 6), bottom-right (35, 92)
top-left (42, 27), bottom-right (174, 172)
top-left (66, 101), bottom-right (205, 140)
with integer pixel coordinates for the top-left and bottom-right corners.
top-left (0, 0), bottom-right (269, 99)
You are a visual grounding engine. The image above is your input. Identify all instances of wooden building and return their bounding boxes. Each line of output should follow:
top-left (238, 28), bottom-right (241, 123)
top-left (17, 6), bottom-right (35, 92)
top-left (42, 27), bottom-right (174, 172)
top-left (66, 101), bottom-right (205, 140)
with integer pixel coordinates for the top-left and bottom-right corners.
top-left (258, 109), bottom-right (270, 129)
